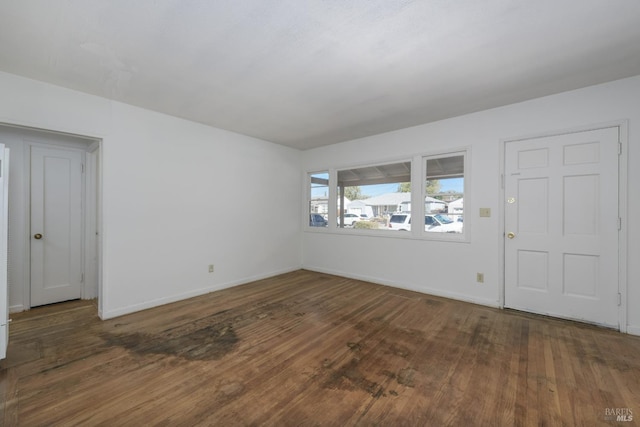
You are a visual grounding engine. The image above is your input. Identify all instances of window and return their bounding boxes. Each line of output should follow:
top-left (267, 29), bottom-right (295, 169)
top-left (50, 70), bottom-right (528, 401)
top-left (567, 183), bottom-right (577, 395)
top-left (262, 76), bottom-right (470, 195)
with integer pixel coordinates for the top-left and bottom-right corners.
top-left (306, 151), bottom-right (467, 240)
top-left (308, 172), bottom-right (329, 227)
top-left (336, 161), bottom-right (411, 230)
top-left (423, 152), bottom-right (465, 235)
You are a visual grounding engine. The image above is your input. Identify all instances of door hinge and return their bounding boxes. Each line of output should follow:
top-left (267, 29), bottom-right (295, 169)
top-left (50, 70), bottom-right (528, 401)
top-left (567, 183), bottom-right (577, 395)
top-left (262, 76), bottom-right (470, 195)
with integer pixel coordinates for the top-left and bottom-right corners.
top-left (81, 163), bottom-right (85, 173)
top-left (81, 273), bottom-right (84, 283)
top-left (618, 141), bottom-right (622, 155)
top-left (618, 217), bottom-right (622, 231)
top-left (500, 174), bottom-right (504, 189)
top-left (617, 293), bottom-right (622, 306)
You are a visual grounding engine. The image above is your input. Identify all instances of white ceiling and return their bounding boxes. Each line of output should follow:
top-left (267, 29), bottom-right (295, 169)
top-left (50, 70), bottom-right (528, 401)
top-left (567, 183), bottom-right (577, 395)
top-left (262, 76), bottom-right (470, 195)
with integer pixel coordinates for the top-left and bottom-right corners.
top-left (1, 1), bottom-right (640, 150)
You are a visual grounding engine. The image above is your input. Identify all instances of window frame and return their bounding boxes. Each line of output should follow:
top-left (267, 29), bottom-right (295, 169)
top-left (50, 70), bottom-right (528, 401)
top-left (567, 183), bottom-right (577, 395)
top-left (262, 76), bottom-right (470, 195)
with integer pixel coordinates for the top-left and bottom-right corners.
top-left (335, 158), bottom-right (412, 232)
top-left (306, 170), bottom-right (330, 231)
top-left (304, 147), bottom-right (470, 242)
top-left (421, 149), bottom-right (469, 242)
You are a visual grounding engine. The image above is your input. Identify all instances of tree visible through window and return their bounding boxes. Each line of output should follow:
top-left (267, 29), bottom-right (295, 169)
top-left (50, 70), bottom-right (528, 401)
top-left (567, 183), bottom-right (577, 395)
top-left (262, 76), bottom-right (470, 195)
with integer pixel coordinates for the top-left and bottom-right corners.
top-left (306, 151), bottom-right (467, 239)
top-left (424, 153), bottom-right (465, 234)
top-left (336, 161), bottom-right (411, 229)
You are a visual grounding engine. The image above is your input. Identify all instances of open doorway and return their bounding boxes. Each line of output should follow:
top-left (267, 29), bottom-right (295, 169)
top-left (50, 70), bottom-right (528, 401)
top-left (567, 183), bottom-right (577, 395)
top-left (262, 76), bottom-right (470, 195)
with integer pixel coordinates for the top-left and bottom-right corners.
top-left (0, 124), bottom-right (100, 312)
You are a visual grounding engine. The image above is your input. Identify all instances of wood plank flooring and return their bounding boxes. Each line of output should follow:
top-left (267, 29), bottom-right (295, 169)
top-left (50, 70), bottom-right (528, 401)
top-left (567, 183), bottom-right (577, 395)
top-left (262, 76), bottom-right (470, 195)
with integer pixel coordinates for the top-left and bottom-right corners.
top-left (1, 270), bottom-right (638, 426)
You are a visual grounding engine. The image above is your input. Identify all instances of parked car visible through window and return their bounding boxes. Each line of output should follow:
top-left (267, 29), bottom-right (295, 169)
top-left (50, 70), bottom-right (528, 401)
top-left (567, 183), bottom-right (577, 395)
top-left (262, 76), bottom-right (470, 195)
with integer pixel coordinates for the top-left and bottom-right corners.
top-left (388, 213), bottom-right (462, 233)
top-left (388, 213), bottom-right (411, 231)
top-left (309, 213), bottom-right (328, 227)
top-left (425, 214), bottom-right (462, 233)
top-left (337, 213), bottom-right (361, 227)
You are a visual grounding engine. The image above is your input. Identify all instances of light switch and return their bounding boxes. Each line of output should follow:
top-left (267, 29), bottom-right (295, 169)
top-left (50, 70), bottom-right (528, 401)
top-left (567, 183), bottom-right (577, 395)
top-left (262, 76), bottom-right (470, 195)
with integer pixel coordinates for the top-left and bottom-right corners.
top-left (479, 208), bottom-right (491, 217)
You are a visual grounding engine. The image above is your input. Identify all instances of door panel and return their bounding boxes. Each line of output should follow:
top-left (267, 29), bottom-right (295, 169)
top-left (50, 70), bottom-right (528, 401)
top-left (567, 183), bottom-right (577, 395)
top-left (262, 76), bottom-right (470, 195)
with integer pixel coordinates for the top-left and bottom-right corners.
top-left (504, 127), bottom-right (619, 327)
top-left (518, 178), bottom-right (548, 233)
top-left (30, 146), bottom-right (83, 307)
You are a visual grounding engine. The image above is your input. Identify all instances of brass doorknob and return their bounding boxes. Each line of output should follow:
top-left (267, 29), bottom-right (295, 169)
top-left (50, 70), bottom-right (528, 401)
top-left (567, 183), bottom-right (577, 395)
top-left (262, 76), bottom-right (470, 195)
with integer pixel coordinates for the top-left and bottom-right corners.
top-left (34, 233), bottom-right (43, 240)
top-left (507, 232), bottom-right (516, 239)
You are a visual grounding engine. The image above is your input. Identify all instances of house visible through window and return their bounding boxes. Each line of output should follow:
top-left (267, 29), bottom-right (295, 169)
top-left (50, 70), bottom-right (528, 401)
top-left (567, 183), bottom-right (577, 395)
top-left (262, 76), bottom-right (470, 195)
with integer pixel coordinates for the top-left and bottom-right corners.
top-left (424, 152), bottom-right (465, 234)
top-left (306, 151), bottom-right (466, 239)
top-left (336, 161), bottom-right (411, 230)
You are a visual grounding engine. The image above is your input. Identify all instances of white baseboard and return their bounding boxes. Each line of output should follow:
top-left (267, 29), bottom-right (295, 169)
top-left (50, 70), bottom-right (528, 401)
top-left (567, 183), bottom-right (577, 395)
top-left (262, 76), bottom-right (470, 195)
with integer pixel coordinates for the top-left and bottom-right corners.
top-left (9, 304), bottom-right (25, 314)
top-left (626, 325), bottom-right (640, 337)
top-left (304, 266), bottom-right (501, 309)
top-left (100, 266), bottom-right (301, 320)
top-left (304, 267), bottom-right (640, 336)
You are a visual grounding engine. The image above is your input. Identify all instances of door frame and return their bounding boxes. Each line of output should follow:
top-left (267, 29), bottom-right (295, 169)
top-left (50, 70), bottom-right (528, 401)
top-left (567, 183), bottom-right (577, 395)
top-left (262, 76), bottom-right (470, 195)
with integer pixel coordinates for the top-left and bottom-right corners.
top-left (19, 133), bottom-right (101, 310)
top-left (499, 120), bottom-right (628, 332)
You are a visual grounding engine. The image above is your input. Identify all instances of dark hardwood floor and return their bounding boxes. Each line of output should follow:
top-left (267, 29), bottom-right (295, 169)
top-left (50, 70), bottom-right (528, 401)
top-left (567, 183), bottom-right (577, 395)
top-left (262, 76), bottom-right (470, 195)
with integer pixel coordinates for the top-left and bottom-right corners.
top-left (1, 270), bottom-right (638, 426)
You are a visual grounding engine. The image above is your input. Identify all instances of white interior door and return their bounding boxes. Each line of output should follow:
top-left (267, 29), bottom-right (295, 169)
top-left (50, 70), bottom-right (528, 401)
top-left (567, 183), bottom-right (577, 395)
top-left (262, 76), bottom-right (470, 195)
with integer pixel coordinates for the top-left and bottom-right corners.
top-left (30, 145), bottom-right (83, 307)
top-left (504, 127), bottom-right (620, 327)
top-left (0, 144), bottom-right (9, 359)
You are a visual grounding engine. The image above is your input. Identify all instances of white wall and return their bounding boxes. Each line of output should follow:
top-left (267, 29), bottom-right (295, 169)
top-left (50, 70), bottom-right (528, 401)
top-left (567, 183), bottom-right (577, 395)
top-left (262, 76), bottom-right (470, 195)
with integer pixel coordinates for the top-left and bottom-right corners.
top-left (301, 75), bottom-right (640, 335)
top-left (0, 71), bottom-right (302, 319)
top-left (2, 69), bottom-right (638, 333)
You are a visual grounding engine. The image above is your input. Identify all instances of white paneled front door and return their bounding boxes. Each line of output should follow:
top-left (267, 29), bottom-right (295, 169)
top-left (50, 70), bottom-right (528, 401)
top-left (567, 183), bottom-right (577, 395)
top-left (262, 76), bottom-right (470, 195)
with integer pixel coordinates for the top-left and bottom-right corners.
top-left (504, 127), bottom-right (620, 327)
top-left (30, 146), bottom-right (83, 307)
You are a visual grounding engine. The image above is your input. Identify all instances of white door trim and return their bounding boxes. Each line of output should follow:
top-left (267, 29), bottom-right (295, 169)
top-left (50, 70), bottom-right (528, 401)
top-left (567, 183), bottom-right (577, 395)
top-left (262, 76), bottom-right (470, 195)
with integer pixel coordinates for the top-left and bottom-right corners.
top-left (84, 143), bottom-right (100, 302)
top-left (0, 145), bottom-right (10, 359)
top-left (499, 120), bottom-right (628, 333)
top-left (618, 121), bottom-right (629, 334)
top-left (20, 139), bottom-right (100, 310)
top-left (0, 123), bottom-right (102, 316)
